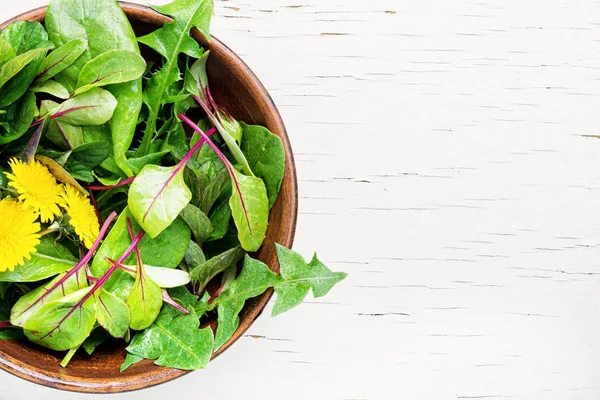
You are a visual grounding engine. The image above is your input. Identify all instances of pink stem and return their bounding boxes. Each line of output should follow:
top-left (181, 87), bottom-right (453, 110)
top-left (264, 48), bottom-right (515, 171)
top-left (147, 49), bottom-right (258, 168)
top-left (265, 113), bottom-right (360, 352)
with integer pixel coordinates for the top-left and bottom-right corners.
top-left (89, 191), bottom-right (103, 226)
top-left (87, 176), bottom-right (135, 191)
top-left (162, 290), bottom-right (190, 314)
top-left (0, 321), bottom-right (13, 328)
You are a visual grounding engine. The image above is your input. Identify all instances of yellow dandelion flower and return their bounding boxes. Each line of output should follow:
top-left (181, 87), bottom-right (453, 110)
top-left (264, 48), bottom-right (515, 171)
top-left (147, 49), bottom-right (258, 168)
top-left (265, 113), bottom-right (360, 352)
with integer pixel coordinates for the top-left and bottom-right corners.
top-left (61, 185), bottom-right (99, 249)
top-left (0, 200), bottom-right (41, 272)
top-left (6, 158), bottom-right (64, 223)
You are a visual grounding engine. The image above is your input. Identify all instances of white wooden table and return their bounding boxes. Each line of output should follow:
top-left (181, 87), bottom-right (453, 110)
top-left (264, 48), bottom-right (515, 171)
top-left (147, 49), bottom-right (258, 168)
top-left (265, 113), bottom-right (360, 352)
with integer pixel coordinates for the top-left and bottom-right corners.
top-left (3, 0), bottom-right (600, 399)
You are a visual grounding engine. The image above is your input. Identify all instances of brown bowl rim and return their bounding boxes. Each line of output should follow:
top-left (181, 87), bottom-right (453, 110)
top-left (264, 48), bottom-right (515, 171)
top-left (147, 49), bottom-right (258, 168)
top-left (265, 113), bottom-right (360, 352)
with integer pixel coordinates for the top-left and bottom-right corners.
top-left (0, 1), bottom-right (298, 393)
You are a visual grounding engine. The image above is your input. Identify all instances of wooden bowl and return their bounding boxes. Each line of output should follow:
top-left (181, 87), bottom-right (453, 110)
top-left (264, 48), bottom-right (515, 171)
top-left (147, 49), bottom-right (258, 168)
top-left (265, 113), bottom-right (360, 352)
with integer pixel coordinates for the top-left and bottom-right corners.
top-left (0, 2), bottom-right (297, 393)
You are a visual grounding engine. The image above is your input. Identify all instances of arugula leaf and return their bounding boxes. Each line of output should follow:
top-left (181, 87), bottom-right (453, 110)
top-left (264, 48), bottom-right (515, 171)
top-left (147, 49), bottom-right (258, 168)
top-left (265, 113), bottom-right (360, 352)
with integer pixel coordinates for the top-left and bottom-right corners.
top-left (96, 289), bottom-right (131, 338)
top-left (240, 123), bottom-right (285, 208)
top-left (50, 87), bottom-right (118, 126)
top-left (190, 246), bottom-right (244, 294)
top-left (272, 245), bottom-right (347, 316)
top-left (35, 39), bottom-right (87, 84)
top-left (180, 204), bottom-right (213, 243)
top-left (126, 309), bottom-right (213, 370)
top-left (137, 0), bottom-right (214, 155)
top-left (0, 236), bottom-right (77, 282)
top-left (74, 50), bottom-right (146, 95)
top-left (23, 286), bottom-right (96, 351)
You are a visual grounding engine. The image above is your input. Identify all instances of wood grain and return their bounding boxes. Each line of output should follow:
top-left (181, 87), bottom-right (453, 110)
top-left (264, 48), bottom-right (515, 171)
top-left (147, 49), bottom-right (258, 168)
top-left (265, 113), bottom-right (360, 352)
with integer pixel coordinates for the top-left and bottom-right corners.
top-left (4, 0), bottom-right (600, 399)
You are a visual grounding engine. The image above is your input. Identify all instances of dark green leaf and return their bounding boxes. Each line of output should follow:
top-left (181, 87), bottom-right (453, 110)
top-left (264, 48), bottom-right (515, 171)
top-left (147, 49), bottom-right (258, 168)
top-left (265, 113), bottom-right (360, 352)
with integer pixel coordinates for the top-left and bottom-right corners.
top-left (190, 246), bottom-right (244, 294)
top-left (125, 151), bottom-right (169, 175)
top-left (82, 327), bottom-right (108, 355)
top-left (180, 204), bottom-right (213, 243)
top-left (0, 91), bottom-right (37, 145)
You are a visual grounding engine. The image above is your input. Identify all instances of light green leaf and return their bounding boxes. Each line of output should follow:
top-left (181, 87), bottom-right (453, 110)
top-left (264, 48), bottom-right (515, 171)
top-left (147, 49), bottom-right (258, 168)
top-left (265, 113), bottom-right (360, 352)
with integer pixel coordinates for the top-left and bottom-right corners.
top-left (52, 87), bottom-right (117, 126)
top-left (122, 264), bottom-right (191, 288)
top-left (0, 47), bottom-right (52, 89)
top-left (229, 169), bottom-right (269, 252)
top-left (0, 38), bottom-right (16, 67)
top-left (128, 164), bottom-right (192, 238)
top-left (126, 262), bottom-right (163, 330)
top-left (46, 119), bottom-right (84, 149)
top-left (30, 79), bottom-right (70, 99)
top-left (74, 50), bottom-right (146, 95)
top-left (36, 39), bottom-right (87, 84)
top-left (121, 353), bottom-right (143, 372)
top-left (96, 289), bottom-right (130, 338)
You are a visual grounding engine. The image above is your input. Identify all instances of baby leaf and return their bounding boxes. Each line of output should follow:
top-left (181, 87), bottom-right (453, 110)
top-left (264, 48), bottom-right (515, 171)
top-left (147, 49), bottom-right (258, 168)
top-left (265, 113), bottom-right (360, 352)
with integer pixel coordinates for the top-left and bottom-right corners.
top-left (74, 50), bottom-right (146, 95)
top-left (272, 245), bottom-right (348, 316)
top-left (136, 0), bottom-right (214, 155)
top-left (128, 164), bottom-right (192, 238)
top-left (213, 255), bottom-right (278, 349)
top-left (180, 204), bottom-right (213, 243)
top-left (200, 169), bottom-right (230, 214)
top-left (23, 286), bottom-right (96, 351)
top-left (121, 353), bottom-right (143, 372)
top-left (121, 264), bottom-right (191, 288)
top-left (0, 47), bottom-right (53, 89)
top-left (229, 169), bottom-right (269, 252)
top-left (240, 123), bottom-right (285, 208)
top-left (96, 289), bottom-right (131, 338)
top-left (0, 91), bottom-right (37, 145)
top-left (125, 150), bottom-right (169, 175)
top-left (190, 246), bottom-right (244, 294)
top-left (0, 237), bottom-right (77, 282)
top-left (125, 264), bottom-right (163, 330)
top-left (36, 39), bottom-right (87, 84)
top-left (0, 38), bottom-right (16, 66)
top-left (30, 79), bottom-right (70, 99)
top-left (51, 87), bottom-right (118, 126)
top-left (126, 309), bottom-right (213, 370)
top-left (46, 120), bottom-right (84, 150)
top-left (10, 267), bottom-right (88, 327)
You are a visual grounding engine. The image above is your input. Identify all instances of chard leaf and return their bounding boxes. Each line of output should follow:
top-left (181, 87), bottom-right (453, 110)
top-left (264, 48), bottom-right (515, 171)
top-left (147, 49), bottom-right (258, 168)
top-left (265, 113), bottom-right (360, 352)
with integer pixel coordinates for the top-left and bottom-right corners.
top-left (36, 39), bottom-right (87, 84)
top-left (0, 21), bottom-right (52, 108)
top-left (0, 47), bottom-right (52, 89)
top-left (229, 169), bottom-right (269, 252)
top-left (125, 264), bottom-right (163, 330)
top-left (46, 120), bottom-right (84, 150)
top-left (23, 286), bottom-right (96, 351)
top-left (96, 289), bottom-right (130, 338)
top-left (0, 91), bottom-right (37, 145)
top-left (126, 309), bottom-right (213, 370)
top-left (10, 267), bottom-right (87, 327)
top-left (272, 245), bottom-right (348, 316)
top-left (137, 0), bottom-right (214, 155)
top-left (30, 79), bottom-right (70, 99)
top-left (0, 236), bottom-right (77, 282)
top-left (51, 87), bottom-right (117, 126)
top-left (128, 163), bottom-right (191, 238)
top-left (213, 255), bottom-right (278, 349)
top-left (190, 246), bottom-right (244, 294)
top-left (240, 123), bottom-right (285, 208)
top-left (180, 204), bottom-right (213, 243)
top-left (75, 50), bottom-right (146, 95)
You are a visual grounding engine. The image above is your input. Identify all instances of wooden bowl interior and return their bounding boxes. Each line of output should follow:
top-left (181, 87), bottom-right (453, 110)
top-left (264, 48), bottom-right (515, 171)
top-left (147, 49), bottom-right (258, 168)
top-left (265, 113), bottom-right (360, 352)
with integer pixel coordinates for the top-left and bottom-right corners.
top-left (0, 2), bottom-right (297, 393)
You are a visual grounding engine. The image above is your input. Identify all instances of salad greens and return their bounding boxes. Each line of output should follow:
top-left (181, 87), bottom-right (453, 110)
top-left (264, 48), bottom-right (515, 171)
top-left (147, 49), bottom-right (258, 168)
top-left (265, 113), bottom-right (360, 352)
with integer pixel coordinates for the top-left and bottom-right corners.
top-left (0, 0), bottom-right (346, 372)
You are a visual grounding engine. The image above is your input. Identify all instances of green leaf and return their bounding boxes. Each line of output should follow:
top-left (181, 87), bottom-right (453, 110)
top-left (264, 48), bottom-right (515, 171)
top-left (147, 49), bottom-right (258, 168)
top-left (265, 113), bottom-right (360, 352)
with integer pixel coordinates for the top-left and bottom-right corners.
top-left (121, 353), bottom-right (143, 372)
top-left (137, 0), bottom-right (214, 155)
top-left (125, 150), bottom-right (169, 175)
top-left (229, 169), bottom-right (269, 252)
top-left (0, 21), bottom-right (52, 108)
top-left (82, 327), bottom-right (108, 355)
top-left (52, 87), bottom-right (117, 126)
top-left (0, 90), bottom-right (37, 145)
top-left (96, 289), bottom-right (131, 338)
top-left (213, 255), bottom-right (278, 349)
top-left (125, 262), bottom-right (163, 330)
top-left (190, 246), bottom-right (244, 294)
top-left (127, 309), bottom-right (213, 370)
top-left (122, 264), bottom-right (191, 288)
top-left (91, 208), bottom-right (190, 295)
top-left (30, 79), bottom-right (70, 99)
top-left (35, 154), bottom-right (88, 195)
top-left (0, 297), bottom-right (23, 340)
top-left (0, 236), bottom-right (77, 282)
top-left (0, 47), bottom-right (52, 89)
top-left (240, 123), bottom-right (285, 208)
top-left (0, 38), bottom-right (16, 67)
top-left (10, 267), bottom-right (87, 327)
top-left (180, 204), bottom-right (213, 243)
top-left (74, 50), bottom-right (146, 95)
top-left (272, 245), bottom-right (347, 316)
top-left (46, 0), bottom-right (143, 177)
top-left (207, 190), bottom-right (232, 241)
top-left (69, 141), bottom-right (110, 168)
top-left (36, 39), bottom-right (87, 84)
top-left (23, 286), bottom-right (96, 351)
top-left (46, 120), bottom-right (84, 150)
top-left (200, 168), bottom-right (230, 214)
top-left (184, 240), bottom-right (206, 270)
top-left (128, 163), bottom-right (192, 238)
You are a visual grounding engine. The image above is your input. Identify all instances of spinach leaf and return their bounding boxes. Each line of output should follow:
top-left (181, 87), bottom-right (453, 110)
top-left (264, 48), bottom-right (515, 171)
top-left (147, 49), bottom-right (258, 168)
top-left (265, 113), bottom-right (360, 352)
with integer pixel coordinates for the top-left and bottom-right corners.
top-left (46, 0), bottom-right (143, 176)
top-left (75, 50), bottom-right (146, 95)
top-left (23, 286), bottom-right (96, 351)
top-left (272, 244), bottom-right (347, 316)
top-left (35, 39), bottom-right (87, 84)
top-left (190, 246), bottom-right (244, 294)
top-left (136, 0), bottom-right (214, 155)
top-left (184, 240), bottom-right (206, 270)
top-left (96, 289), bottom-right (130, 338)
top-left (240, 123), bottom-right (285, 208)
top-left (200, 169), bottom-right (230, 214)
top-left (0, 38), bottom-right (16, 67)
top-left (207, 197), bottom-right (231, 241)
top-left (51, 87), bottom-right (118, 126)
top-left (128, 163), bottom-right (192, 238)
top-left (126, 309), bottom-right (213, 370)
top-left (0, 236), bottom-right (77, 282)
top-left (180, 204), bottom-right (213, 243)
top-left (0, 47), bottom-right (53, 89)
top-left (0, 91), bottom-right (36, 145)
top-left (30, 79), bottom-right (70, 99)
